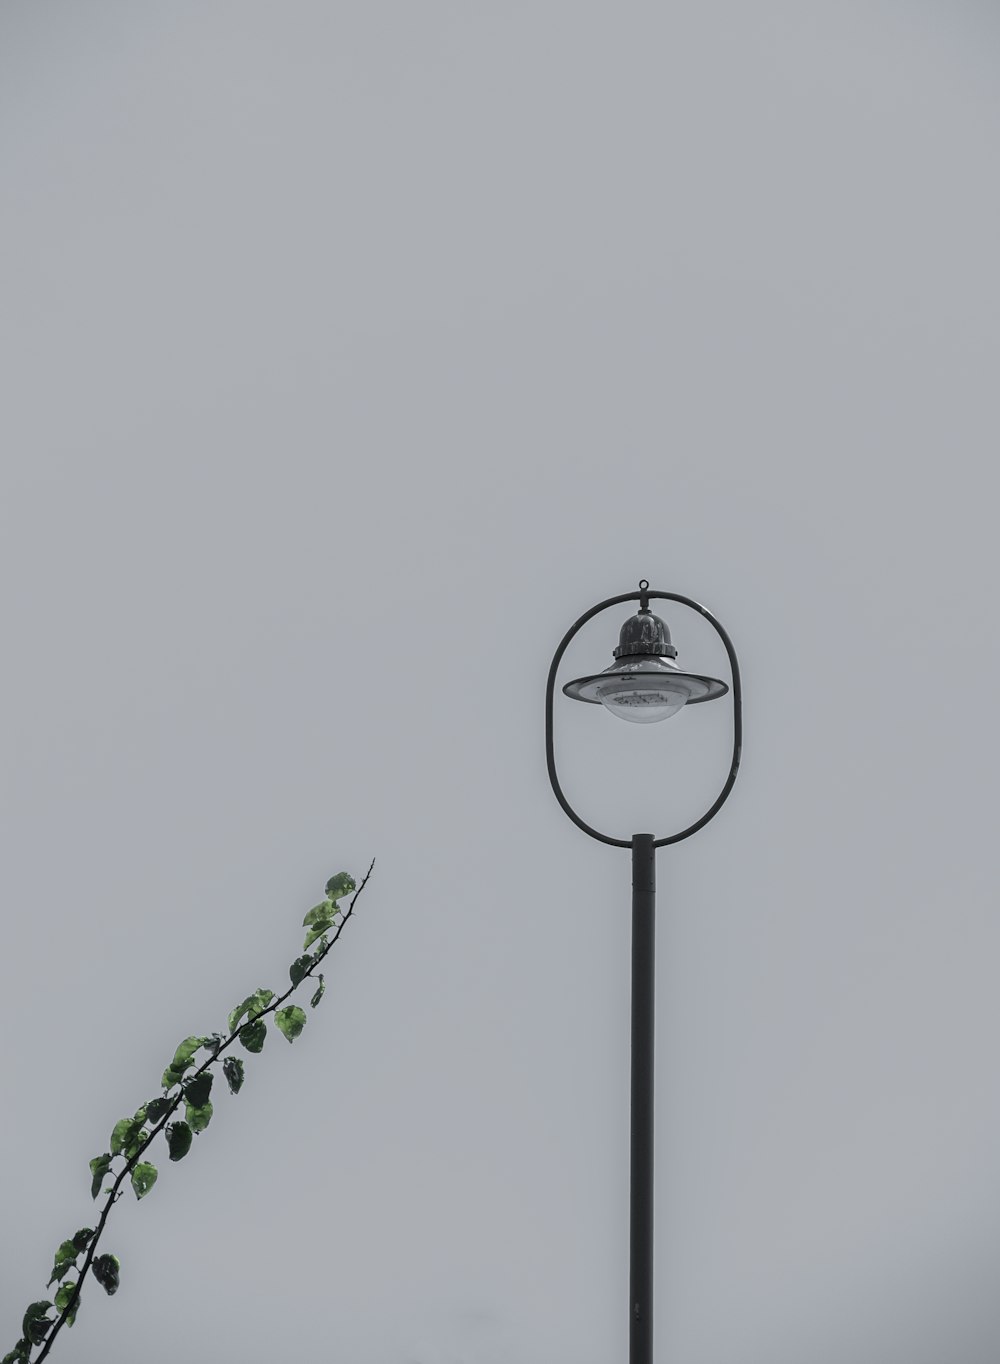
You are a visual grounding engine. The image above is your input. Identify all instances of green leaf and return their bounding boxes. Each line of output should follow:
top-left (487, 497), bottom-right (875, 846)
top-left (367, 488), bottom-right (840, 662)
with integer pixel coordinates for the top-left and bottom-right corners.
top-left (302, 899), bottom-right (333, 928)
top-left (89, 1153), bottom-right (113, 1200)
top-left (110, 1116), bottom-right (147, 1159)
top-left (202, 1032), bottom-right (225, 1055)
top-left (92, 1254), bottom-right (120, 1296)
top-left (228, 988), bottom-right (274, 1037)
top-left (169, 1035), bottom-right (207, 1070)
top-left (275, 1005), bottom-right (307, 1043)
top-left (222, 1056), bottom-right (244, 1094)
top-left (161, 1035), bottom-right (207, 1089)
top-left (310, 975), bottom-right (325, 1008)
top-left (303, 917), bottom-right (334, 951)
top-left (126, 1128), bottom-right (148, 1159)
top-left (1, 1341), bottom-right (30, 1364)
top-left (130, 1161), bottom-right (157, 1200)
top-left (54, 1279), bottom-right (79, 1327)
top-left (109, 1118), bottom-right (131, 1155)
top-left (186, 1099), bottom-right (213, 1133)
top-left (289, 954), bottom-right (312, 987)
top-left (325, 872), bottom-right (355, 901)
top-left (53, 1283), bottom-right (75, 1312)
top-left (302, 900), bottom-right (336, 949)
top-left (145, 1095), bottom-right (173, 1124)
top-left (183, 1072), bottom-right (213, 1109)
top-left (166, 1121), bottom-right (193, 1161)
top-left (47, 1240), bottom-right (79, 1286)
top-left (22, 1303), bottom-right (53, 1347)
top-left (71, 1228), bottom-right (94, 1254)
top-left (239, 1018), bottom-right (267, 1053)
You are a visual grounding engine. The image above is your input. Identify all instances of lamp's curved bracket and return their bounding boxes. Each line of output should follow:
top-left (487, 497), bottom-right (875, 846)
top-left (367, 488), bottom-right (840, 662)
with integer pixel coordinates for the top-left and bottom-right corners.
top-left (545, 587), bottom-right (743, 848)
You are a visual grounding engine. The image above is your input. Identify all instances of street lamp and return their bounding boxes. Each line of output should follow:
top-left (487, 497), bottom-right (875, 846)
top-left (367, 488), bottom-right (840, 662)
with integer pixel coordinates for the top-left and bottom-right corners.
top-left (545, 580), bottom-right (742, 1364)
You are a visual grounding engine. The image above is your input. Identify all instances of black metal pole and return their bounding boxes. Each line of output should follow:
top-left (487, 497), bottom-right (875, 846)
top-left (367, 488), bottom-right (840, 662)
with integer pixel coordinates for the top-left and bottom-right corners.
top-left (630, 833), bottom-right (656, 1364)
top-left (545, 584), bottom-right (741, 1364)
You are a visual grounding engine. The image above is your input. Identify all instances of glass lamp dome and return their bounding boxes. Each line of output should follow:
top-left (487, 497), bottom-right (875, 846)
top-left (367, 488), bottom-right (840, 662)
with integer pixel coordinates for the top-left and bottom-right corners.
top-left (563, 605), bottom-right (728, 724)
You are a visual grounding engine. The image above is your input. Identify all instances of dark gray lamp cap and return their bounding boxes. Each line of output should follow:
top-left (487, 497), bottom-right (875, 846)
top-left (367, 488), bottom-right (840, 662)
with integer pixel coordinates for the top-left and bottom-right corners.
top-left (613, 608), bottom-right (678, 660)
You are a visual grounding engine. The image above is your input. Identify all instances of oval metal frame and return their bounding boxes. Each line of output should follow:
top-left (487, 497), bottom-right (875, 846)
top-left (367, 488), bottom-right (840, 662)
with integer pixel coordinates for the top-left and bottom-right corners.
top-left (545, 588), bottom-right (743, 848)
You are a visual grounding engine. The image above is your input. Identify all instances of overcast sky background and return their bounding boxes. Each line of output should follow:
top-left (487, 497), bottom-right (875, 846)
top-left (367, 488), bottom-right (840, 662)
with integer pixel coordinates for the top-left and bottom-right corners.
top-left (2, 4), bottom-right (999, 1362)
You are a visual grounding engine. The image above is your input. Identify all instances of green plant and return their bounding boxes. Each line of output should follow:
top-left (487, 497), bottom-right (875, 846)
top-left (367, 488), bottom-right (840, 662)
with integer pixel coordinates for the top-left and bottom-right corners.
top-left (4, 862), bottom-right (374, 1364)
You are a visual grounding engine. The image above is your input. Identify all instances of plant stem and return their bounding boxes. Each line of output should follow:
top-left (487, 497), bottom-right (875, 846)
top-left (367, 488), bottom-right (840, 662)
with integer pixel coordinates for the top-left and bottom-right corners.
top-left (32, 860), bottom-right (374, 1363)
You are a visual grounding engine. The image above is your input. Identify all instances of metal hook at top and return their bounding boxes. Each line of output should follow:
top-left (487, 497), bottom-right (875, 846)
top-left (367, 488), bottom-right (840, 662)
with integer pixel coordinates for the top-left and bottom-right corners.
top-left (638, 579), bottom-right (650, 610)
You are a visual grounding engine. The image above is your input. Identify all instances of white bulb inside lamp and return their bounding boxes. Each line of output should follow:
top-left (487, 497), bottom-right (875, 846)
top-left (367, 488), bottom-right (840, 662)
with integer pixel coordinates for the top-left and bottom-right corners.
top-left (594, 676), bottom-right (689, 724)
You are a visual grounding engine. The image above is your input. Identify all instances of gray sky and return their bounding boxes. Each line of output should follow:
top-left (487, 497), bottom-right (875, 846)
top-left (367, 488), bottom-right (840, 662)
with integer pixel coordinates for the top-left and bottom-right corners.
top-left (2, 3), bottom-right (999, 1361)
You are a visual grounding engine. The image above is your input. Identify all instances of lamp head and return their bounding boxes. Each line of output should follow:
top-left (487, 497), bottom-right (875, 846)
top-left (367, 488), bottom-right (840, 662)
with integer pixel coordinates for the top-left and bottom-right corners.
top-left (562, 586), bottom-right (728, 724)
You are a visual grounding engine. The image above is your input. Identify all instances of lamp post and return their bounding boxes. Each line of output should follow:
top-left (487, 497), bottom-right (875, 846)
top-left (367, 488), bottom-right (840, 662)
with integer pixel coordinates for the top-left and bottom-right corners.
top-left (545, 580), bottom-right (742, 1364)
